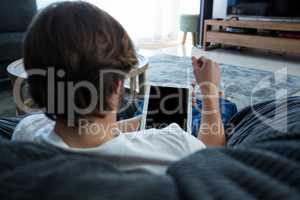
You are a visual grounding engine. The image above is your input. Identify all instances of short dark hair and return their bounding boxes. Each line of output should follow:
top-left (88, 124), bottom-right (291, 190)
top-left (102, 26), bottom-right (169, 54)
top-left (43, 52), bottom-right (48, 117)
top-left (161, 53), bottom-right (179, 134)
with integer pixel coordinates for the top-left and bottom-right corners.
top-left (24, 1), bottom-right (138, 125)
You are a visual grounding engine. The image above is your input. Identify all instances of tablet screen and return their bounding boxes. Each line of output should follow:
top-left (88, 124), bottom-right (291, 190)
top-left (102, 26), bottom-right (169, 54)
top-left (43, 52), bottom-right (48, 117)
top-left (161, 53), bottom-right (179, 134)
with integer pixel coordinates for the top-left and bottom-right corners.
top-left (142, 85), bottom-right (191, 132)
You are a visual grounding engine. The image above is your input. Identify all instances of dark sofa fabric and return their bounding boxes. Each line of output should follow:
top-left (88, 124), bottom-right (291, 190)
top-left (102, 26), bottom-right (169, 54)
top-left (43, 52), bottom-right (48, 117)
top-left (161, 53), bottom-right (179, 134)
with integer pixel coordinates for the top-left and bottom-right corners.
top-left (168, 145), bottom-right (300, 199)
top-left (227, 96), bottom-right (300, 147)
top-left (168, 97), bottom-right (300, 199)
top-left (0, 0), bottom-right (37, 78)
top-left (0, 0), bottom-right (37, 33)
top-left (0, 33), bottom-right (24, 62)
top-left (0, 97), bottom-right (300, 199)
top-left (0, 141), bottom-right (179, 200)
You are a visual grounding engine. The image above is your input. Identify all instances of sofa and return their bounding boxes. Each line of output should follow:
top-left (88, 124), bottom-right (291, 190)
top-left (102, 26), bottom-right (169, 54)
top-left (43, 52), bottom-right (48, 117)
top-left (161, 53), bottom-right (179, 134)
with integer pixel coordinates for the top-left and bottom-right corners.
top-left (0, 97), bottom-right (300, 199)
top-left (0, 0), bottom-right (37, 79)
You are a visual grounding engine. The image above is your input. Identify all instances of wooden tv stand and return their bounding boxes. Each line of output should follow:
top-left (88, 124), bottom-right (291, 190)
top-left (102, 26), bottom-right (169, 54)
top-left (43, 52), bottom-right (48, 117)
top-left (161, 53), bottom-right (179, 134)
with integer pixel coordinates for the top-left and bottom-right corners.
top-left (203, 19), bottom-right (300, 54)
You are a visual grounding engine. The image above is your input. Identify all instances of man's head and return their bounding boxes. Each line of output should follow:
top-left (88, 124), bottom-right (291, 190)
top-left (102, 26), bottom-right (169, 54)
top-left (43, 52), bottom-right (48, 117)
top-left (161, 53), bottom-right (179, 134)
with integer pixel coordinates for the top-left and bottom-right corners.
top-left (23, 1), bottom-right (138, 126)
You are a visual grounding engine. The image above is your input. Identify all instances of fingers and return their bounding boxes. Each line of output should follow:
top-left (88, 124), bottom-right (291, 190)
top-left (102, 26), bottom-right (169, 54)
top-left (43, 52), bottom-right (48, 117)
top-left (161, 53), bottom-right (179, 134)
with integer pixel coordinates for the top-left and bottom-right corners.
top-left (192, 56), bottom-right (197, 62)
top-left (197, 58), bottom-right (204, 68)
top-left (192, 56), bottom-right (204, 68)
top-left (193, 56), bottom-right (212, 70)
top-left (192, 57), bottom-right (198, 67)
top-left (214, 62), bottom-right (221, 70)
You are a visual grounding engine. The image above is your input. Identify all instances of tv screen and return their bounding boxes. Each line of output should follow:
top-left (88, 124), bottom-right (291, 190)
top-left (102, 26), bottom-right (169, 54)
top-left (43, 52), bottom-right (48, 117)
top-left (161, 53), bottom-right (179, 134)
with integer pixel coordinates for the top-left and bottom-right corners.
top-left (227, 0), bottom-right (300, 18)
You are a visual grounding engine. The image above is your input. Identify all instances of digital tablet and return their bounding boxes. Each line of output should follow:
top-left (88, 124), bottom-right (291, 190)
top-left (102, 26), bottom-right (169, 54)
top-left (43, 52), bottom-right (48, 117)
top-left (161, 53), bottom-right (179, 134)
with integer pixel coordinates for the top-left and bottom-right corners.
top-left (141, 84), bottom-right (192, 133)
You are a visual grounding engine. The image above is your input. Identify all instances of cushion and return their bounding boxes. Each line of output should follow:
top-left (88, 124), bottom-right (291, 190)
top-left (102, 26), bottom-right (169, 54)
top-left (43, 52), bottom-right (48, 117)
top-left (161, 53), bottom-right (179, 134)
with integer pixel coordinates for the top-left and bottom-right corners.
top-left (0, 0), bottom-right (37, 33)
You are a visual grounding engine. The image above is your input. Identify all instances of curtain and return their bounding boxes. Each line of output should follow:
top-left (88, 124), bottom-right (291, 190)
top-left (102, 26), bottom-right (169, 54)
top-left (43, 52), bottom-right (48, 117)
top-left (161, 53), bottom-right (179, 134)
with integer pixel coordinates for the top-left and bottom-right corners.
top-left (37, 0), bottom-right (200, 44)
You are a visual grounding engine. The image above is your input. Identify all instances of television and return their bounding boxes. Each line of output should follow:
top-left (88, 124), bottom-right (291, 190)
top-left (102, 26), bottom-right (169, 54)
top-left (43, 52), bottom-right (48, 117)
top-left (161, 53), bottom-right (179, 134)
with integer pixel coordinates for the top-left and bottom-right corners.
top-left (227, 0), bottom-right (300, 18)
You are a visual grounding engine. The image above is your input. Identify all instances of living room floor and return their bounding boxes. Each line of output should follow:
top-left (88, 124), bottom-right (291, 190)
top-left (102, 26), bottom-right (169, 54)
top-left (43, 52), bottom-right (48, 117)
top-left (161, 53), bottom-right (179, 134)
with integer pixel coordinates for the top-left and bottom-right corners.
top-left (140, 44), bottom-right (300, 96)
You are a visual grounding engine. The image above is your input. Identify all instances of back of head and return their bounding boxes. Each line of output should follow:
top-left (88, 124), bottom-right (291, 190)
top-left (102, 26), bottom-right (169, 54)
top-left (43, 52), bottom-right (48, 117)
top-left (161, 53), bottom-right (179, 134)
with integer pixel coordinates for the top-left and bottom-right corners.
top-left (23, 1), bottom-right (138, 126)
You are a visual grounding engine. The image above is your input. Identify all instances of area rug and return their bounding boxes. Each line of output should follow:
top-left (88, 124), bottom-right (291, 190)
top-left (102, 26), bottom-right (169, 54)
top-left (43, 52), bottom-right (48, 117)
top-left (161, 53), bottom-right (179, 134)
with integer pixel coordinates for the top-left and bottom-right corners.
top-left (148, 54), bottom-right (300, 109)
top-left (1, 54), bottom-right (300, 117)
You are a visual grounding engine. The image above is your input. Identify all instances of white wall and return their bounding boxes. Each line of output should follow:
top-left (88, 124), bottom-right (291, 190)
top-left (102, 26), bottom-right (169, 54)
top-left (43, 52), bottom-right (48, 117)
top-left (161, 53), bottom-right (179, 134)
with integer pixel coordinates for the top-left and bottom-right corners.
top-left (212, 0), bottom-right (228, 19)
top-left (180, 0), bottom-right (201, 14)
top-left (37, 0), bottom-right (68, 8)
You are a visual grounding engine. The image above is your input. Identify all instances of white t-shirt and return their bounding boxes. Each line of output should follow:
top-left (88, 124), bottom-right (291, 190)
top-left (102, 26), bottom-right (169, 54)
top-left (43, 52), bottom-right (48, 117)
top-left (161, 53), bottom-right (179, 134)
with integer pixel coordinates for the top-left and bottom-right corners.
top-left (12, 114), bottom-right (206, 175)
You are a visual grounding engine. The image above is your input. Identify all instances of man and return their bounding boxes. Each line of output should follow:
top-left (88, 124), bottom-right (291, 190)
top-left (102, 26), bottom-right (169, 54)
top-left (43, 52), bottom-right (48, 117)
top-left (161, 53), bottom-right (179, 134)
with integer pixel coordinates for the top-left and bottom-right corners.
top-left (13, 1), bottom-right (225, 175)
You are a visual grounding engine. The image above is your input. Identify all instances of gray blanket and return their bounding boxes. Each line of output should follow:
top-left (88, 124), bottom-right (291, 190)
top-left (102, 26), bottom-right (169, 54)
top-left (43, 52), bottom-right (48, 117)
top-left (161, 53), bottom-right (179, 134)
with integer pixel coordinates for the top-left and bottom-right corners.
top-left (1, 97), bottom-right (300, 199)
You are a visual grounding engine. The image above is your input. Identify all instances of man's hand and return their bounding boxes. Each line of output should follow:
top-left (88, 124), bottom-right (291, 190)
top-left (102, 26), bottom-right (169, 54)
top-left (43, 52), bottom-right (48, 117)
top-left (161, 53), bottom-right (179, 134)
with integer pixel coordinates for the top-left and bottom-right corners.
top-left (192, 56), bottom-right (221, 97)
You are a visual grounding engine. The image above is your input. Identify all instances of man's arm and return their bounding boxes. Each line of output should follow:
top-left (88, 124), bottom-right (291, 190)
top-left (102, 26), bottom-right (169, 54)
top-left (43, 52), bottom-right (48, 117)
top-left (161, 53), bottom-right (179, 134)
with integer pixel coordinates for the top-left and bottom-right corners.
top-left (199, 97), bottom-right (225, 147)
top-left (192, 57), bottom-right (225, 147)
